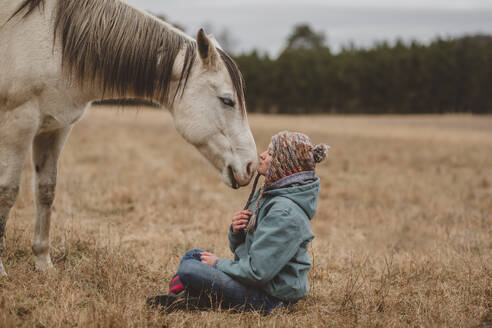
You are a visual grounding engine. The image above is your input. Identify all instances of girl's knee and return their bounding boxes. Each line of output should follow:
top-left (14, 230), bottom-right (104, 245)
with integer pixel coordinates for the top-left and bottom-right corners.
top-left (179, 248), bottom-right (204, 266)
top-left (177, 260), bottom-right (201, 283)
top-left (184, 248), bottom-right (204, 257)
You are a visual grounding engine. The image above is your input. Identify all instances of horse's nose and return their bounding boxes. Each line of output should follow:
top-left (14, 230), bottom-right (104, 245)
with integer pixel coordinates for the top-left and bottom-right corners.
top-left (232, 160), bottom-right (257, 187)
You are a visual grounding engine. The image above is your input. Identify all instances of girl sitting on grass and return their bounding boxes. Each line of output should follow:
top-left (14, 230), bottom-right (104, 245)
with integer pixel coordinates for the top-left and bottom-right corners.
top-left (147, 131), bottom-right (328, 314)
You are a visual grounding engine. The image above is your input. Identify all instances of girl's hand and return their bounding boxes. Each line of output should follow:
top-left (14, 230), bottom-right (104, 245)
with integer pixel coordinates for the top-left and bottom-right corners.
top-left (200, 251), bottom-right (218, 267)
top-left (231, 210), bottom-right (251, 233)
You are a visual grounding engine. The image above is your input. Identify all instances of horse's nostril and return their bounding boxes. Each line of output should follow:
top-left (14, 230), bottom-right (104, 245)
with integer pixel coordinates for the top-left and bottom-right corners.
top-left (246, 161), bottom-right (253, 177)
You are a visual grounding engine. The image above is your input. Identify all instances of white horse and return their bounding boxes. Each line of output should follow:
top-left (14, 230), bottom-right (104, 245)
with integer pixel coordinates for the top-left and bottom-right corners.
top-left (0, 0), bottom-right (258, 275)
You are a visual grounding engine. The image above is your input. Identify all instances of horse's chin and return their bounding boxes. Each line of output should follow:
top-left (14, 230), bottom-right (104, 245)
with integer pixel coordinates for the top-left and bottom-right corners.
top-left (227, 165), bottom-right (240, 189)
top-left (220, 166), bottom-right (240, 189)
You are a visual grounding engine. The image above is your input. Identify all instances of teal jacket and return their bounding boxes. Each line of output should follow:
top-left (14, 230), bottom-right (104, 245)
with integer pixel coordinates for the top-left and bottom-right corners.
top-left (216, 177), bottom-right (319, 301)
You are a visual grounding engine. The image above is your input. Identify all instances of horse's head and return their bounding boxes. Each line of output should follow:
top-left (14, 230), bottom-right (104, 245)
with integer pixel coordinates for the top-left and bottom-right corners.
top-left (170, 29), bottom-right (258, 189)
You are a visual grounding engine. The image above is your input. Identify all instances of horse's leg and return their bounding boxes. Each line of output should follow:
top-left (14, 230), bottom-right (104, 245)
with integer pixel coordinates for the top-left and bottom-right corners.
top-left (0, 103), bottom-right (39, 276)
top-left (31, 126), bottom-right (73, 271)
top-left (0, 157), bottom-right (24, 276)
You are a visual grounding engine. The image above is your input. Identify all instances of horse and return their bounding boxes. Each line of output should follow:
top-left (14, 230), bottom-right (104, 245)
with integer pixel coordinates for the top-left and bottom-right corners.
top-left (0, 0), bottom-right (258, 275)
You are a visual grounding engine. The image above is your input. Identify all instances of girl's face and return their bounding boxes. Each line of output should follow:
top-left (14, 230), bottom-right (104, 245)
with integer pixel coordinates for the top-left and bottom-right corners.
top-left (257, 143), bottom-right (273, 176)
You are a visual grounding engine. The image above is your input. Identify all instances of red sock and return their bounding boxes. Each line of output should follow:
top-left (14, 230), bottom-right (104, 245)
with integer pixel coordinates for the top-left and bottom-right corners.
top-left (169, 275), bottom-right (184, 294)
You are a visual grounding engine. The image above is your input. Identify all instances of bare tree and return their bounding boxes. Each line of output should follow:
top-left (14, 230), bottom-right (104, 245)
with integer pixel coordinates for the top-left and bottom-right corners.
top-left (286, 23), bottom-right (326, 50)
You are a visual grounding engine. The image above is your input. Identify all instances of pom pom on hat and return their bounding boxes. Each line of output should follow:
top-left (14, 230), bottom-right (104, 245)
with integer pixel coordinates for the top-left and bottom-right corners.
top-left (313, 144), bottom-right (329, 163)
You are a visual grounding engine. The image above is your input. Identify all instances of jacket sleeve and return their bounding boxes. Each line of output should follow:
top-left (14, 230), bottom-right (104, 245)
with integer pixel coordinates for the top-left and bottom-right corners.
top-left (228, 225), bottom-right (246, 253)
top-left (216, 203), bottom-right (304, 287)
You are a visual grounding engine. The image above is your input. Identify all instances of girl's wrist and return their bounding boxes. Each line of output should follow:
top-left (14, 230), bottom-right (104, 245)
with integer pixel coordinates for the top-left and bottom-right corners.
top-left (230, 225), bottom-right (240, 234)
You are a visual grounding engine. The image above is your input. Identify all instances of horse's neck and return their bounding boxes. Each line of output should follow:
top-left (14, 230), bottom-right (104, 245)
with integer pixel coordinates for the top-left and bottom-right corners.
top-left (2, 0), bottom-right (195, 106)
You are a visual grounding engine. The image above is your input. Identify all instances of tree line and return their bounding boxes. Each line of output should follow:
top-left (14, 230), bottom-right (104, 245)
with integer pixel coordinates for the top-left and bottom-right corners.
top-left (98, 20), bottom-right (492, 114)
top-left (235, 25), bottom-right (492, 114)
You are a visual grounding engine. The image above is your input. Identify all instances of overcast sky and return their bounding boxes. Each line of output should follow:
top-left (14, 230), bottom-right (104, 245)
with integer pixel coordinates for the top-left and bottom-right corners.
top-left (125, 0), bottom-right (492, 55)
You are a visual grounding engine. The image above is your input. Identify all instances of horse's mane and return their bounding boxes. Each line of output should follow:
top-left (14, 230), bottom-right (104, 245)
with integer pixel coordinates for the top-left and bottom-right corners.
top-left (10, 0), bottom-right (246, 113)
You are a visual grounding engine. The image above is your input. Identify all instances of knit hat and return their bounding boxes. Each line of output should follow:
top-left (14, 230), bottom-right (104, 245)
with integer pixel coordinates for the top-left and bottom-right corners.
top-left (244, 131), bottom-right (329, 232)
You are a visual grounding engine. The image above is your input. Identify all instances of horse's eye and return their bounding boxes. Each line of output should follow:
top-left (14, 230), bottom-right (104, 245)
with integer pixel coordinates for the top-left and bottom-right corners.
top-left (219, 97), bottom-right (235, 107)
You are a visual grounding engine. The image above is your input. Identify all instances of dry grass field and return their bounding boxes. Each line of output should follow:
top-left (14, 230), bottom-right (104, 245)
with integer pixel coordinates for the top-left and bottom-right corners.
top-left (1, 107), bottom-right (491, 327)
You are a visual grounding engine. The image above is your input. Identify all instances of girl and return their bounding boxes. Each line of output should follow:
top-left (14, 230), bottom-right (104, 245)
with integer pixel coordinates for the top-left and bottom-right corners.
top-left (147, 131), bottom-right (328, 314)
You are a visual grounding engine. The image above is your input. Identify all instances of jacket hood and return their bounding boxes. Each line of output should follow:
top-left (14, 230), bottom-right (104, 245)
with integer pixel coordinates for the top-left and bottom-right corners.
top-left (262, 178), bottom-right (320, 220)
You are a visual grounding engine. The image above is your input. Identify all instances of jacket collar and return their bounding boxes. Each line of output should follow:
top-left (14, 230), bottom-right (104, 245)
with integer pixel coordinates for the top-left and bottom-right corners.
top-left (265, 170), bottom-right (316, 191)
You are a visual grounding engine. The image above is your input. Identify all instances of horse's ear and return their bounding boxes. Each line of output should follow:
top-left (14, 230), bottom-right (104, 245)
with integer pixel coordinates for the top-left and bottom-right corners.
top-left (197, 28), bottom-right (218, 68)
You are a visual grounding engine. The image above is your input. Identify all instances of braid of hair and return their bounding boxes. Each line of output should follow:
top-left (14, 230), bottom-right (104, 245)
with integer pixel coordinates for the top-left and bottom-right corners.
top-left (243, 173), bottom-right (261, 210)
top-left (245, 184), bottom-right (265, 232)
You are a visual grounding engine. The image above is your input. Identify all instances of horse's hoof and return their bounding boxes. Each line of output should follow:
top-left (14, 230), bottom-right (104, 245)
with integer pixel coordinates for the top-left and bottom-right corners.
top-left (34, 253), bottom-right (55, 272)
top-left (0, 261), bottom-right (7, 276)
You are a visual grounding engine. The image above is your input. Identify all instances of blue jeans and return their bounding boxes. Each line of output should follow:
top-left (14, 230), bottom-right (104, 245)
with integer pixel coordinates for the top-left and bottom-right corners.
top-left (176, 249), bottom-right (288, 314)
